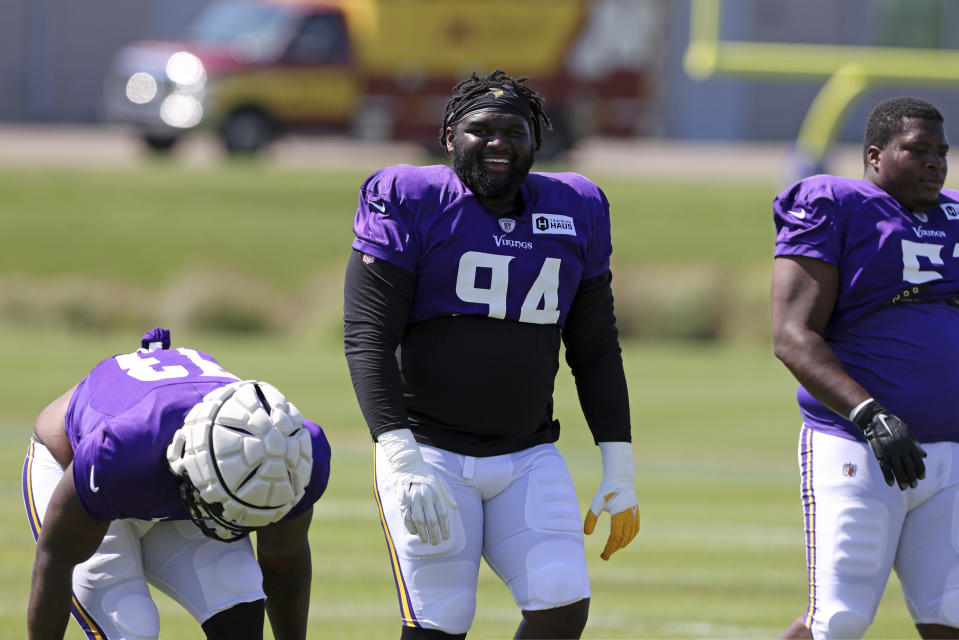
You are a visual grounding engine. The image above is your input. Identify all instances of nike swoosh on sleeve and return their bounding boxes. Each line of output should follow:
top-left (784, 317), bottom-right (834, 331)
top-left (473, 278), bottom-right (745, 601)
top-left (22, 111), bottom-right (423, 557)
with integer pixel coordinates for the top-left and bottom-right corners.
top-left (90, 466), bottom-right (100, 493)
top-left (787, 208), bottom-right (807, 219)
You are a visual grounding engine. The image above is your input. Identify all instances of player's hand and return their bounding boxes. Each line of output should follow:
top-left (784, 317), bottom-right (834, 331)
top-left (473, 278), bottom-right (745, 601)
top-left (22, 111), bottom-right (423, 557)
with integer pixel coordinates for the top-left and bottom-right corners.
top-left (378, 428), bottom-right (457, 545)
top-left (851, 399), bottom-right (927, 490)
top-left (397, 470), bottom-right (457, 545)
top-left (583, 442), bottom-right (640, 561)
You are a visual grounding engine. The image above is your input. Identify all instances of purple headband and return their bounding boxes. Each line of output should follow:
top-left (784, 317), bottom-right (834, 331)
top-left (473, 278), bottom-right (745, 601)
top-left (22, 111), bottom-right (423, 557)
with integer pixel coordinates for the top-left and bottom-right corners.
top-left (444, 87), bottom-right (533, 130)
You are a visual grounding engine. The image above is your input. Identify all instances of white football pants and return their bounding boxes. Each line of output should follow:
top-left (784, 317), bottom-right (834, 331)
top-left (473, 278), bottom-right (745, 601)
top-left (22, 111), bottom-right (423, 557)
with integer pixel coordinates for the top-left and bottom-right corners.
top-left (374, 441), bottom-right (590, 635)
top-left (798, 426), bottom-right (959, 639)
top-left (22, 438), bottom-right (266, 640)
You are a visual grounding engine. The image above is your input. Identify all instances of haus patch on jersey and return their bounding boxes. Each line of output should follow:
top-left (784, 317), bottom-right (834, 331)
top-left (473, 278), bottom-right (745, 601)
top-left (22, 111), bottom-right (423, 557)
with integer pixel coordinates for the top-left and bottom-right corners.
top-left (531, 213), bottom-right (576, 235)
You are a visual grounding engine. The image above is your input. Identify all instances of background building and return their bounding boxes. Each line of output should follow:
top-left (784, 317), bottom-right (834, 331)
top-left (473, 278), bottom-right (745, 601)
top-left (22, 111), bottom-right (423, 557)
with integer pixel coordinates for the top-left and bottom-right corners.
top-left (4, 0), bottom-right (959, 144)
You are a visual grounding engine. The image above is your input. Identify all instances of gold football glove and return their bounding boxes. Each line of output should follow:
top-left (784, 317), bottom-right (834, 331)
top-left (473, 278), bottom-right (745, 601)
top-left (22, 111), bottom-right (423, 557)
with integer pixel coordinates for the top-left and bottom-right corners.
top-left (583, 442), bottom-right (640, 560)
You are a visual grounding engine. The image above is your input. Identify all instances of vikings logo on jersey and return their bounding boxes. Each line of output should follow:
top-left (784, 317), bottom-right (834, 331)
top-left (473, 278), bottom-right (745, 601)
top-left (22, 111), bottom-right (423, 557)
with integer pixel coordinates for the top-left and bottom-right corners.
top-left (352, 164), bottom-right (613, 328)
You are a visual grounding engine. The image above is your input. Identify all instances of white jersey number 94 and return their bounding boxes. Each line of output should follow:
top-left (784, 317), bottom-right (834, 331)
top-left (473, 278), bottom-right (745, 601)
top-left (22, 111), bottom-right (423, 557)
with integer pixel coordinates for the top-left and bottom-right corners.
top-left (455, 251), bottom-right (561, 325)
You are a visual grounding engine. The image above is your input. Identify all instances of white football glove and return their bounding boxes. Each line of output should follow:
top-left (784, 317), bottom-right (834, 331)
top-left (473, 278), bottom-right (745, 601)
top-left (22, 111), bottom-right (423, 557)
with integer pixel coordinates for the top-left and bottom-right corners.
top-left (378, 428), bottom-right (457, 545)
top-left (583, 441), bottom-right (640, 561)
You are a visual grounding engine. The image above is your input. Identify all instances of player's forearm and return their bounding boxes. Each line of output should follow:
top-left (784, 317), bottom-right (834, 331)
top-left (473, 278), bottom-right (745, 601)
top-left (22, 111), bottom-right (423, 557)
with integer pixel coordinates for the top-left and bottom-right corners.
top-left (29, 470), bottom-right (107, 639)
top-left (344, 324), bottom-right (411, 436)
top-left (262, 556), bottom-right (311, 640)
top-left (28, 555), bottom-right (75, 639)
top-left (257, 510), bottom-right (314, 640)
top-left (773, 327), bottom-right (870, 418)
top-left (571, 356), bottom-right (631, 442)
top-left (563, 270), bottom-right (630, 440)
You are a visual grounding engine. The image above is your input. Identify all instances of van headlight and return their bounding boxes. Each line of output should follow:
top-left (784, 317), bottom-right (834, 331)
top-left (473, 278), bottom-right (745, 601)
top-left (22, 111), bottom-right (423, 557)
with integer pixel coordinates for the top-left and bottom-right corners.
top-left (125, 72), bottom-right (159, 104)
top-left (159, 93), bottom-right (204, 128)
top-left (166, 51), bottom-right (206, 88)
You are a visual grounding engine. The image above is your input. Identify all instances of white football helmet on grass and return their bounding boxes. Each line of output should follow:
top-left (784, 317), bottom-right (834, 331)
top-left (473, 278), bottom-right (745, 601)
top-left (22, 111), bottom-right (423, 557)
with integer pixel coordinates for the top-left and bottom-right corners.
top-left (167, 380), bottom-right (313, 542)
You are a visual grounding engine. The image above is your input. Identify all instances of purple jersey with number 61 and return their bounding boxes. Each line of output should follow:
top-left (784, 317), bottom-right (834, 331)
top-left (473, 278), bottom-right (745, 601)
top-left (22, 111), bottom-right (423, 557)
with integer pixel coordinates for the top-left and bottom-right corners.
top-left (66, 346), bottom-right (331, 522)
top-left (774, 174), bottom-right (959, 444)
top-left (352, 164), bottom-right (613, 328)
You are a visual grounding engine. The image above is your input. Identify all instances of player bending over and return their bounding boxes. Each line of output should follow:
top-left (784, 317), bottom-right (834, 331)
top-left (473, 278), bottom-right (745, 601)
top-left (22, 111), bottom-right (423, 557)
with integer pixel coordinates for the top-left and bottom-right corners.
top-left (25, 327), bottom-right (331, 640)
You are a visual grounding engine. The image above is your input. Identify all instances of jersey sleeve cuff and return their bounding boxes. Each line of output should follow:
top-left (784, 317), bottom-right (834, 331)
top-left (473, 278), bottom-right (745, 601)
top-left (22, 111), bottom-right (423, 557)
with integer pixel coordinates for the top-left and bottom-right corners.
top-left (351, 239), bottom-right (416, 273)
top-left (773, 244), bottom-right (837, 265)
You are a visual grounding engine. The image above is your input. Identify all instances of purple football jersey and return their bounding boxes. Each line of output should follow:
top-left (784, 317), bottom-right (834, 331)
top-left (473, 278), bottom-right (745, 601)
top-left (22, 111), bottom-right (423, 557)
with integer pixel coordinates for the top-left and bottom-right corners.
top-left (66, 346), bottom-right (331, 522)
top-left (774, 175), bottom-right (959, 444)
top-left (352, 164), bottom-right (613, 328)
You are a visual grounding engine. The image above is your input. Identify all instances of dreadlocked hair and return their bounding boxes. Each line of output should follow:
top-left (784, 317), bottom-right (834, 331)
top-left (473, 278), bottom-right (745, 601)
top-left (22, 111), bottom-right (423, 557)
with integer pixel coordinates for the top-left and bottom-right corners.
top-left (440, 69), bottom-right (552, 150)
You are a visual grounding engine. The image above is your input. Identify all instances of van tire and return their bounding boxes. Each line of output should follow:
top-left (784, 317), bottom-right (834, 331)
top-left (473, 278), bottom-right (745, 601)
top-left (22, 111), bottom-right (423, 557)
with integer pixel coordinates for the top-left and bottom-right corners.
top-left (143, 134), bottom-right (177, 153)
top-left (221, 108), bottom-right (275, 155)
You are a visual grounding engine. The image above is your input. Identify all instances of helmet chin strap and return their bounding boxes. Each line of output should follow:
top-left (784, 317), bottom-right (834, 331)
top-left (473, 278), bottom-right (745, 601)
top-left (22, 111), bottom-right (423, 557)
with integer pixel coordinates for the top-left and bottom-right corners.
top-left (177, 476), bottom-right (254, 543)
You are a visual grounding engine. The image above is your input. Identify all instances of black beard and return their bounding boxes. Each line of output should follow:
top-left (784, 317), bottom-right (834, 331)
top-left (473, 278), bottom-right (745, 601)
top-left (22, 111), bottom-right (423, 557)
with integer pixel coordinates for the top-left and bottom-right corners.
top-left (451, 149), bottom-right (534, 202)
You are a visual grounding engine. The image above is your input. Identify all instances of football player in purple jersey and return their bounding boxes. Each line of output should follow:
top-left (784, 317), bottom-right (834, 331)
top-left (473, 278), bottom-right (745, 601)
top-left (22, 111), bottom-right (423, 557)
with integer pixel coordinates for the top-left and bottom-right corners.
top-left (24, 328), bottom-right (331, 640)
top-left (343, 70), bottom-right (639, 639)
top-left (772, 97), bottom-right (959, 639)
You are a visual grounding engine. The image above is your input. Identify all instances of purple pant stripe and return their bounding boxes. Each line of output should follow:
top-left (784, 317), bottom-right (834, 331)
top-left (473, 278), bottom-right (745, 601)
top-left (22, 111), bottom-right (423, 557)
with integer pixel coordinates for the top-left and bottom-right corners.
top-left (372, 447), bottom-right (419, 627)
top-left (800, 425), bottom-right (817, 628)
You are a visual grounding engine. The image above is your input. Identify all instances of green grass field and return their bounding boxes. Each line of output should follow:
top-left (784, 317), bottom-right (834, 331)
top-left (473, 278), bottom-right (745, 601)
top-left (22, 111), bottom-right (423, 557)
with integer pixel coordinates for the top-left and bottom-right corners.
top-left (0, 160), bottom-right (918, 638)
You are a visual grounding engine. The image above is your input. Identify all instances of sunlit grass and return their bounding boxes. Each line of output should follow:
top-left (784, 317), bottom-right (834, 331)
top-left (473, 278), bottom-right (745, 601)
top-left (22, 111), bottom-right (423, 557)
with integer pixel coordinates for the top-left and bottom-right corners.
top-left (0, 328), bottom-right (914, 639)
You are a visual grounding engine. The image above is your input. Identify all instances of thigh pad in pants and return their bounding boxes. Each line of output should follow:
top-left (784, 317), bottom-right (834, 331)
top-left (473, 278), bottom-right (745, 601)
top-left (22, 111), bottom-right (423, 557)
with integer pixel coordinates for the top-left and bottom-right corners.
top-left (482, 444), bottom-right (590, 612)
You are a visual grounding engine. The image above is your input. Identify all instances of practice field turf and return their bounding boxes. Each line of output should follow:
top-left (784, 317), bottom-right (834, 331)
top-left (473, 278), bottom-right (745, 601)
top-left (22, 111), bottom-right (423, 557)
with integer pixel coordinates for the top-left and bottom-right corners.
top-left (0, 330), bottom-right (917, 639)
top-left (0, 162), bottom-right (918, 638)
top-left (0, 162), bottom-right (777, 284)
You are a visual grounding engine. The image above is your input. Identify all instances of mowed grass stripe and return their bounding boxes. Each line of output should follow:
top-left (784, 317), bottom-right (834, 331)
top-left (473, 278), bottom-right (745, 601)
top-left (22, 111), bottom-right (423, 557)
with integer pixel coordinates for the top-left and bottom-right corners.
top-left (0, 164), bottom-right (776, 285)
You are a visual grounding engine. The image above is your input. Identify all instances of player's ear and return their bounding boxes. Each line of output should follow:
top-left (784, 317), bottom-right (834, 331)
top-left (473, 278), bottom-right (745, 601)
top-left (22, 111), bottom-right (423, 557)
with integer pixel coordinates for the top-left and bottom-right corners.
top-left (865, 145), bottom-right (883, 173)
top-left (445, 126), bottom-right (455, 154)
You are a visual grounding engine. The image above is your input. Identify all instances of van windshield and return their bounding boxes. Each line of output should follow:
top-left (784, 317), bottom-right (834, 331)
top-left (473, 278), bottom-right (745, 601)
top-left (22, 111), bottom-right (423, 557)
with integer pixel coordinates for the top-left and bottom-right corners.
top-left (185, 0), bottom-right (299, 62)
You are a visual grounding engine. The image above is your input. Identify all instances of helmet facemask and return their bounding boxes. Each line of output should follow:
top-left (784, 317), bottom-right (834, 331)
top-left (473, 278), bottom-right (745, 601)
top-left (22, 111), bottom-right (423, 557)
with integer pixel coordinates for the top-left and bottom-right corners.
top-left (177, 473), bottom-right (254, 542)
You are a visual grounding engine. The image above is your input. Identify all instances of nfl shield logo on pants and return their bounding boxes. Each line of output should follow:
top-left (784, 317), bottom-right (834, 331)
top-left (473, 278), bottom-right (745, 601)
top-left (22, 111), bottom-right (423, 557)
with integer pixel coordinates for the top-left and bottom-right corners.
top-left (842, 463), bottom-right (857, 478)
top-left (499, 218), bottom-right (516, 233)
